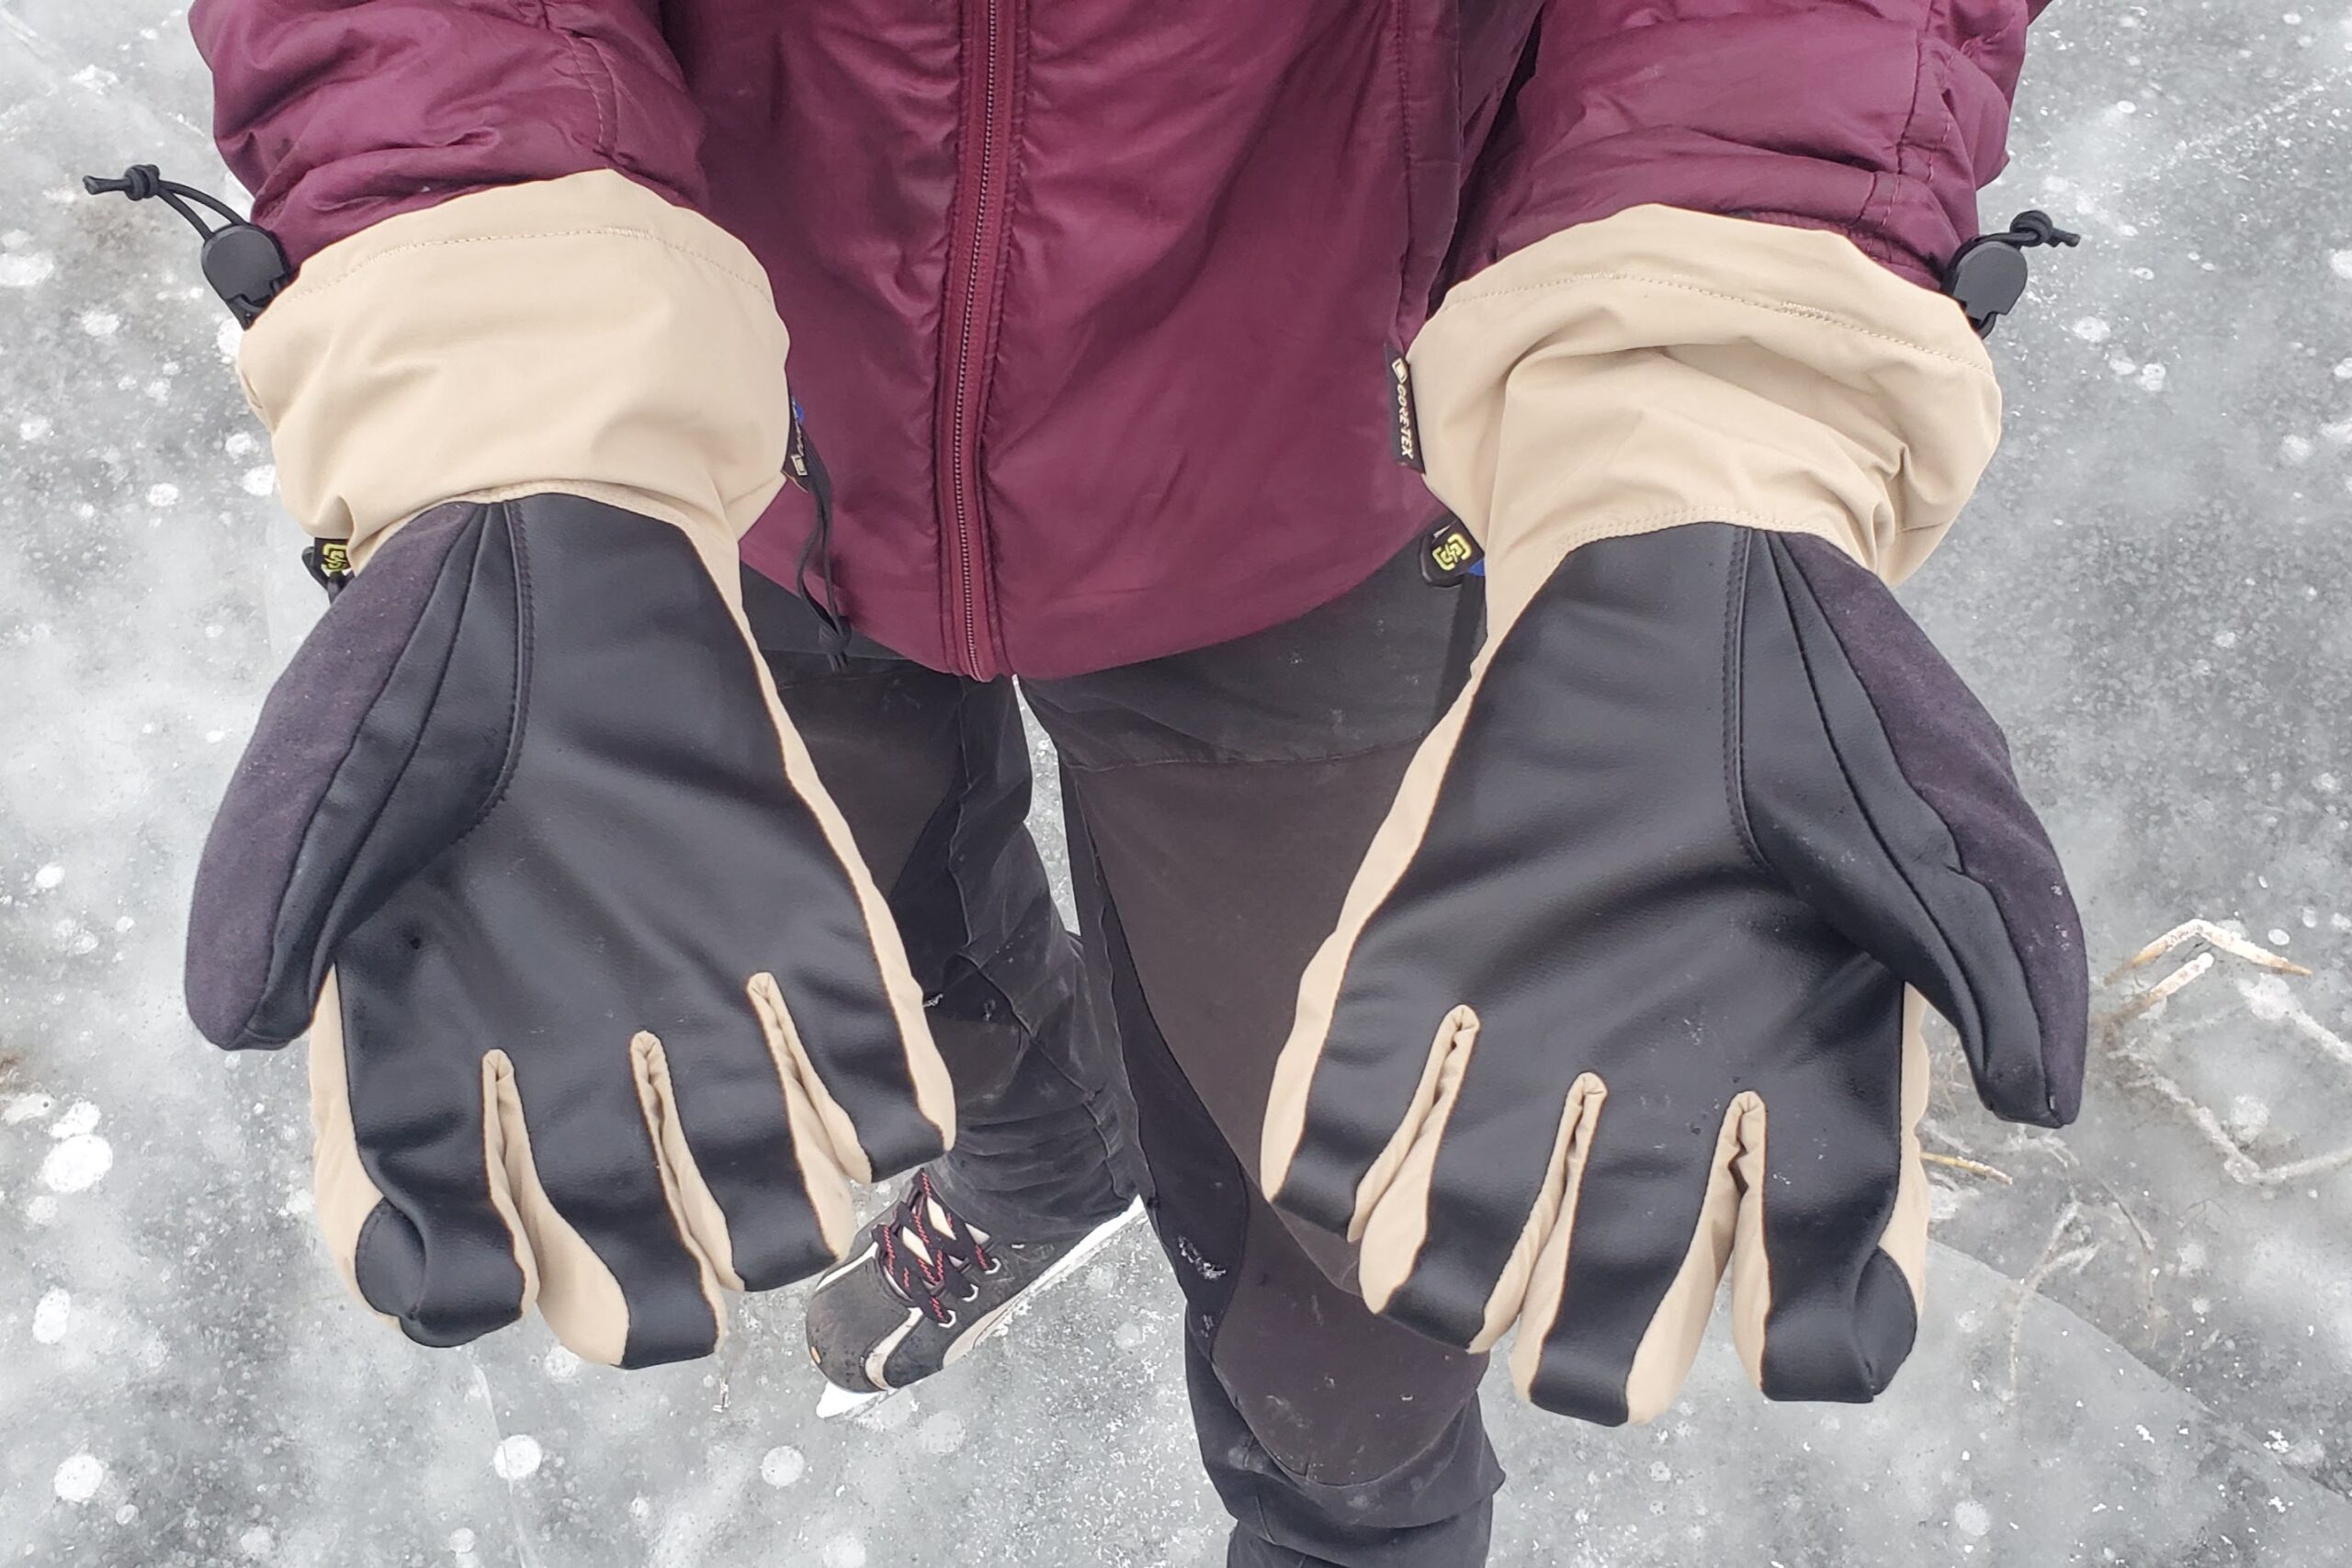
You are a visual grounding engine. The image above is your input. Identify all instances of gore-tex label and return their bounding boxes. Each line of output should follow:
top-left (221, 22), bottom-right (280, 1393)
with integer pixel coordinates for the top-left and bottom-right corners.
top-left (1386, 345), bottom-right (1424, 471)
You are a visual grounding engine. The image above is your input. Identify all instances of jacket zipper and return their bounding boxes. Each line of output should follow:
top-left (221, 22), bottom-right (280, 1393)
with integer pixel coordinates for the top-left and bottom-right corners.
top-left (940, 0), bottom-right (1017, 678)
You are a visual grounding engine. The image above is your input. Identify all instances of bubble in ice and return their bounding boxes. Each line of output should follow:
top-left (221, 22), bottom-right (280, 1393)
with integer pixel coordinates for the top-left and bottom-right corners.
top-left (239, 1525), bottom-right (275, 1558)
top-left (2280, 434), bottom-right (2314, 465)
top-left (491, 1434), bottom-right (542, 1481)
top-left (1113, 1321), bottom-right (1147, 1351)
top-left (33, 863), bottom-right (64, 890)
top-left (1954, 1499), bottom-right (1992, 1539)
top-left (4, 1093), bottom-right (56, 1124)
top-left (2332, 250), bottom-right (2352, 281)
top-left (820, 1538), bottom-right (868, 1568)
top-left (79, 310), bottom-right (122, 338)
top-left (2071, 317), bottom-right (2111, 344)
top-left (41, 1134), bottom-right (113, 1193)
top-left (33, 1288), bottom-right (71, 1344)
top-left (18, 415), bottom-right (51, 441)
top-left (448, 1528), bottom-right (477, 1552)
top-left (759, 1445), bottom-right (807, 1487)
top-left (241, 465), bottom-right (277, 498)
top-left (145, 483), bottom-right (180, 509)
top-left (54, 1452), bottom-right (104, 1504)
top-left (542, 1345), bottom-right (582, 1382)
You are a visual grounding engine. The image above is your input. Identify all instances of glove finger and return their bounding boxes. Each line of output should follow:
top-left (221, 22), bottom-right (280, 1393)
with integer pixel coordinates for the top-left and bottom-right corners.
top-left (493, 1034), bottom-right (726, 1369)
top-left (1358, 1029), bottom-right (1607, 1356)
top-left (1726, 981), bottom-right (1929, 1404)
top-left (319, 973), bottom-right (534, 1348)
top-left (1740, 533), bottom-right (2086, 1127)
top-left (1508, 1075), bottom-right (1747, 1427)
top-left (629, 983), bottom-right (855, 1294)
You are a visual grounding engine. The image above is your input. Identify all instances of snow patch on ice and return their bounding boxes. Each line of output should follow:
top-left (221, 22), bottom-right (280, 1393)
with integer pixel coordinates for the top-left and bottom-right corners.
top-left (241, 465), bottom-right (277, 498)
top-left (2072, 316), bottom-right (2112, 343)
top-left (79, 310), bottom-right (121, 338)
top-left (1954, 1498), bottom-right (1992, 1539)
top-left (33, 1289), bottom-right (72, 1344)
top-left (145, 483), bottom-right (179, 509)
top-left (0, 253), bottom-right (57, 288)
top-left (820, 1537), bottom-right (867, 1568)
top-left (18, 416), bottom-right (51, 441)
top-left (491, 1434), bottom-right (542, 1481)
top-left (51, 1100), bottom-right (100, 1139)
top-left (41, 1134), bottom-right (113, 1193)
top-left (33, 863), bottom-right (64, 890)
top-left (916, 1412), bottom-right (967, 1455)
top-left (542, 1345), bottom-right (582, 1382)
top-left (2331, 250), bottom-right (2352, 280)
top-left (238, 1525), bottom-right (275, 1558)
top-left (3, 1093), bottom-right (56, 1124)
top-left (54, 1452), bottom-right (104, 1504)
top-left (759, 1445), bottom-right (806, 1487)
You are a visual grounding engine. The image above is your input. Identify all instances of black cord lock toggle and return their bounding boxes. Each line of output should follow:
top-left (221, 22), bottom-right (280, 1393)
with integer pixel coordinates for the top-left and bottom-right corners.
top-left (1942, 209), bottom-right (2081, 339)
top-left (83, 164), bottom-right (291, 328)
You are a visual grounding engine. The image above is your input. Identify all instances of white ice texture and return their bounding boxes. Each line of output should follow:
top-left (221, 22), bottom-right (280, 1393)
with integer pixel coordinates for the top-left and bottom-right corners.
top-left (5, 4), bottom-right (2351, 1564)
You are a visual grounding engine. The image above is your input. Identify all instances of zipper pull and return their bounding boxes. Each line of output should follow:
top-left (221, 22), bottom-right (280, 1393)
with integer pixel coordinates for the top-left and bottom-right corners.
top-left (1943, 209), bottom-right (2081, 339)
top-left (83, 164), bottom-right (290, 328)
top-left (301, 538), bottom-right (353, 601)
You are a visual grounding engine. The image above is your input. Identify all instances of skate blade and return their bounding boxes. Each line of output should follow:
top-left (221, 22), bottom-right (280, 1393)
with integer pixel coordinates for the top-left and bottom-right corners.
top-left (816, 1382), bottom-right (888, 1421)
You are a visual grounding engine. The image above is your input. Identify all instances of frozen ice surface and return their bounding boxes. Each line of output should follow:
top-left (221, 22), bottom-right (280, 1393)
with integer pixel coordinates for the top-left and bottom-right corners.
top-left (4, 3), bottom-right (2350, 1564)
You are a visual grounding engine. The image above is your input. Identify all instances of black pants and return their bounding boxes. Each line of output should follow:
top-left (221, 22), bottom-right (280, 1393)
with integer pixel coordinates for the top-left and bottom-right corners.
top-left (747, 547), bottom-right (1502, 1567)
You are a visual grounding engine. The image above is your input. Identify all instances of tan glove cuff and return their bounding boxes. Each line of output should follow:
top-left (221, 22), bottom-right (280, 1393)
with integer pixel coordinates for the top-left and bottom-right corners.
top-left (1408, 205), bottom-right (2002, 632)
top-left (238, 170), bottom-right (792, 582)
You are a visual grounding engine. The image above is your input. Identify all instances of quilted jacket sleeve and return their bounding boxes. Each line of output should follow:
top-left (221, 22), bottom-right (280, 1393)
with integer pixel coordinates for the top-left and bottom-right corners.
top-left (191, 0), bottom-right (707, 264)
top-left (1463, 0), bottom-right (2048, 288)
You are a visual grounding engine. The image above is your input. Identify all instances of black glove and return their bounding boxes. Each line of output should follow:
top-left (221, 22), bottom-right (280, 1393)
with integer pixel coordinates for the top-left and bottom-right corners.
top-left (1265, 522), bottom-right (2085, 1424)
top-left (187, 495), bottom-right (952, 1366)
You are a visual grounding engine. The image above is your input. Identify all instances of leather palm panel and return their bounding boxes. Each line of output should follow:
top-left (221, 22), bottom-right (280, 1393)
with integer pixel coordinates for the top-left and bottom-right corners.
top-left (1276, 524), bottom-right (2080, 1424)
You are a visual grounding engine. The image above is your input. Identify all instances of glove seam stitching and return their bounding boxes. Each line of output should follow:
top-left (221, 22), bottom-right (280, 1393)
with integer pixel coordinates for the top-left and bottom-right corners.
top-left (1722, 532), bottom-right (1771, 876)
top-left (1432, 270), bottom-right (1990, 379)
top-left (267, 226), bottom-right (775, 312)
top-left (439, 503), bottom-right (536, 856)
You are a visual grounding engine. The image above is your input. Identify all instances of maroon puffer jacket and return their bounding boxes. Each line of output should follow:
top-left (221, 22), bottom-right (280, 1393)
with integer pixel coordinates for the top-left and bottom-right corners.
top-left (195, 1), bottom-right (2040, 680)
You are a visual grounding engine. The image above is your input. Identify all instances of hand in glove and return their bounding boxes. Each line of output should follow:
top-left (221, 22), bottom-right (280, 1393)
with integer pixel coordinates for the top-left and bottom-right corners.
top-left (185, 175), bottom-right (951, 1366)
top-left (1263, 209), bottom-right (2087, 1425)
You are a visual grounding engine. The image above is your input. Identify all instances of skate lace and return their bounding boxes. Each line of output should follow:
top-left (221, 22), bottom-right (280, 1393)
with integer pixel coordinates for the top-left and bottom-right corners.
top-left (874, 1171), bottom-right (1001, 1325)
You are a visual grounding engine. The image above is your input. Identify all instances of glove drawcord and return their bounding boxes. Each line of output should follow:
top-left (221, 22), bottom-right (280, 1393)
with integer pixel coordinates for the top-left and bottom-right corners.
top-left (82, 164), bottom-right (290, 328)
